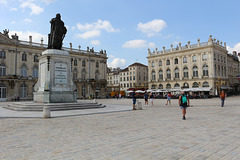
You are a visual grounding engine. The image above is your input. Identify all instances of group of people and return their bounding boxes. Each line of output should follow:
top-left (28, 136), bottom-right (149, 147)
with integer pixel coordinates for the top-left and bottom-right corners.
top-left (131, 90), bottom-right (227, 120)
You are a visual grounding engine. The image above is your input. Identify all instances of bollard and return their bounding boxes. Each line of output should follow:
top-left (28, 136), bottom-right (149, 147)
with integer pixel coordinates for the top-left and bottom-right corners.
top-left (137, 101), bottom-right (142, 110)
top-left (43, 106), bottom-right (51, 118)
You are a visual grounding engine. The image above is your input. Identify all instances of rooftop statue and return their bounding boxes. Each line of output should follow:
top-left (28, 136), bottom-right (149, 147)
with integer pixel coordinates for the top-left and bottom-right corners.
top-left (48, 13), bottom-right (67, 49)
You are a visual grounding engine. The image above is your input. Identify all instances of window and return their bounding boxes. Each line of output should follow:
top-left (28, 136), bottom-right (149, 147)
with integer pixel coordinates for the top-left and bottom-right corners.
top-left (166, 69), bottom-right (171, 79)
top-left (74, 59), bottom-right (77, 66)
top-left (174, 83), bottom-right (180, 89)
top-left (82, 60), bottom-right (86, 67)
top-left (203, 64), bottom-right (208, 77)
top-left (96, 62), bottom-right (99, 68)
top-left (166, 59), bottom-right (170, 65)
top-left (202, 82), bottom-right (209, 87)
top-left (127, 83), bottom-right (129, 87)
top-left (95, 70), bottom-right (100, 80)
top-left (0, 51), bottom-right (6, 59)
top-left (192, 55), bottom-right (197, 62)
top-left (224, 67), bottom-right (226, 77)
top-left (202, 54), bottom-right (207, 61)
top-left (183, 57), bottom-right (187, 63)
top-left (183, 67), bottom-right (188, 78)
top-left (159, 61), bottom-right (162, 66)
top-left (0, 84), bottom-right (6, 99)
top-left (224, 57), bottom-right (226, 63)
top-left (33, 55), bottom-right (38, 62)
top-left (151, 70), bottom-right (156, 80)
top-left (218, 65), bottom-right (220, 76)
top-left (151, 62), bottom-right (155, 67)
top-left (193, 66), bottom-right (198, 77)
top-left (214, 54), bottom-right (216, 60)
top-left (32, 66), bottom-right (38, 78)
top-left (192, 82), bottom-right (199, 88)
top-left (174, 58), bottom-right (178, 64)
top-left (159, 70), bottom-right (163, 80)
top-left (130, 76), bottom-right (132, 80)
top-left (183, 82), bottom-right (189, 88)
top-left (174, 68), bottom-right (179, 79)
top-left (218, 55), bottom-right (220, 61)
top-left (221, 56), bottom-right (223, 62)
top-left (151, 85), bottom-right (156, 89)
top-left (22, 53), bottom-right (27, 61)
top-left (221, 66), bottom-right (223, 77)
top-left (0, 64), bottom-right (6, 76)
top-left (158, 84), bottom-right (163, 89)
top-left (81, 69), bottom-right (86, 80)
top-left (166, 84), bottom-right (171, 89)
top-left (127, 77), bottom-right (129, 81)
top-left (82, 85), bottom-right (86, 97)
top-left (73, 69), bottom-right (78, 80)
top-left (20, 65), bottom-right (27, 77)
top-left (130, 83), bottom-right (132, 88)
top-left (214, 64), bottom-right (217, 76)
top-left (20, 84), bottom-right (27, 98)
top-left (133, 76), bottom-right (135, 80)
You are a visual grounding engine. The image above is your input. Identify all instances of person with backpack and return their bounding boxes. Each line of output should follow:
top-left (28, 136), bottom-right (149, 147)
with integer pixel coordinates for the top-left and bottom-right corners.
top-left (144, 91), bottom-right (149, 106)
top-left (149, 92), bottom-right (155, 106)
top-left (179, 91), bottom-right (190, 120)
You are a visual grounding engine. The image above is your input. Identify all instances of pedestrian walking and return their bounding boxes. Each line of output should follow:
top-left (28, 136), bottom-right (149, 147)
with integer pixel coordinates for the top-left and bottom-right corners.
top-left (166, 92), bottom-right (172, 105)
top-left (144, 91), bottom-right (149, 106)
top-left (116, 94), bottom-right (119, 100)
top-left (179, 91), bottom-right (190, 120)
top-left (149, 92), bottom-right (155, 106)
top-left (119, 93), bottom-right (121, 99)
top-left (220, 90), bottom-right (226, 107)
top-left (132, 90), bottom-right (137, 110)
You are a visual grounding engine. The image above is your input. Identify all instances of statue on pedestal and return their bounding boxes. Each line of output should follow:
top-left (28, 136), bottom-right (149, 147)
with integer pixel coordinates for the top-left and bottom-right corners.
top-left (48, 13), bottom-right (67, 49)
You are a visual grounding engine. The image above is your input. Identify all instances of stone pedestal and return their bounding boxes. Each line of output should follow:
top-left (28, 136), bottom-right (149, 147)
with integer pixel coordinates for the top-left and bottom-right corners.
top-left (43, 106), bottom-right (51, 118)
top-left (136, 100), bottom-right (142, 110)
top-left (34, 49), bottom-right (77, 103)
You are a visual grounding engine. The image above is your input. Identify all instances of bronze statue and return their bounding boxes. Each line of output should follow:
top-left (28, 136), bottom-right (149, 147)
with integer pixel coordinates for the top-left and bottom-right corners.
top-left (48, 13), bottom-right (67, 49)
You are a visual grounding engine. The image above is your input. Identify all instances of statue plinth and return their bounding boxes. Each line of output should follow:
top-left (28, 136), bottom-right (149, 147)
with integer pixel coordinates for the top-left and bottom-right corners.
top-left (33, 49), bottom-right (77, 103)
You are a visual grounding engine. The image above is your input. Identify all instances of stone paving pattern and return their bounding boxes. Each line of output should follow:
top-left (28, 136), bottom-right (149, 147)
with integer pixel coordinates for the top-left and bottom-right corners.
top-left (0, 96), bottom-right (240, 160)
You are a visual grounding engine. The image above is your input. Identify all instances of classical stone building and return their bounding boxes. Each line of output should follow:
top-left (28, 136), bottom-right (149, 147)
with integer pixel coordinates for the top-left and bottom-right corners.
top-left (0, 30), bottom-right (107, 101)
top-left (147, 35), bottom-right (240, 95)
top-left (106, 67), bottom-right (121, 94)
top-left (119, 62), bottom-right (148, 91)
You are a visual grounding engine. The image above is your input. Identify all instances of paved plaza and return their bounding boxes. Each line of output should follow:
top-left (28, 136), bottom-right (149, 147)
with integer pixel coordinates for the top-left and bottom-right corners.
top-left (0, 96), bottom-right (240, 160)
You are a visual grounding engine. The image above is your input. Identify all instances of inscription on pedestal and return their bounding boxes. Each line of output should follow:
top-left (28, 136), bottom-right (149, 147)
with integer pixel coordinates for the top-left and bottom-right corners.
top-left (55, 62), bottom-right (67, 85)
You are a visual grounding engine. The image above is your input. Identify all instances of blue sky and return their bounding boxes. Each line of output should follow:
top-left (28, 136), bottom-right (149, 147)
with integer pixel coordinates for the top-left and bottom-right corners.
top-left (1, 0), bottom-right (240, 68)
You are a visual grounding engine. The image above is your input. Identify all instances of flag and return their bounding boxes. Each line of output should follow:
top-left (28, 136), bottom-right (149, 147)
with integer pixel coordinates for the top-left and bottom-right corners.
top-left (237, 76), bottom-right (240, 79)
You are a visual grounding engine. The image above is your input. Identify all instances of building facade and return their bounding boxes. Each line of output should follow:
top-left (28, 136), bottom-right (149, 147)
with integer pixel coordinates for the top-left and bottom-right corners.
top-left (0, 30), bottom-right (107, 101)
top-left (106, 67), bottom-right (121, 95)
top-left (119, 62), bottom-right (148, 91)
top-left (147, 35), bottom-right (240, 95)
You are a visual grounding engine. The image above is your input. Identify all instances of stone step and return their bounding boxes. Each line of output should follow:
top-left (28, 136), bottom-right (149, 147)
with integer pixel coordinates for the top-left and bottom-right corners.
top-left (4, 102), bottom-right (106, 112)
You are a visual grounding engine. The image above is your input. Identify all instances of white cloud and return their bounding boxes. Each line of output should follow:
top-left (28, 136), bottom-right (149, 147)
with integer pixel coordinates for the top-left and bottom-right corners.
top-left (122, 39), bottom-right (156, 48)
top-left (137, 19), bottom-right (167, 37)
top-left (76, 30), bottom-right (101, 39)
top-left (9, 30), bottom-right (47, 43)
top-left (11, 8), bottom-right (18, 11)
top-left (91, 40), bottom-right (100, 45)
top-left (11, 21), bottom-right (16, 24)
top-left (24, 19), bottom-right (32, 22)
top-left (227, 43), bottom-right (240, 54)
top-left (41, 0), bottom-right (56, 5)
top-left (77, 19), bottom-right (119, 33)
top-left (0, 0), bottom-right (7, 5)
top-left (108, 58), bottom-right (126, 68)
top-left (20, 2), bottom-right (44, 15)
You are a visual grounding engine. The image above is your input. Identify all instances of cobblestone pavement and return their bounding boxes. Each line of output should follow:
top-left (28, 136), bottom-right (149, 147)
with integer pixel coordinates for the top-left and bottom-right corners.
top-left (0, 96), bottom-right (240, 160)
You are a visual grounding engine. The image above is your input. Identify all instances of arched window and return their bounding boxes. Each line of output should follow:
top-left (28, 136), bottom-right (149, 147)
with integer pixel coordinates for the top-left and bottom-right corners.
top-left (183, 57), bottom-right (187, 63)
top-left (32, 66), bottom-right (38, 78)
top-left (166, 84), bottom-right (171, 89)
top-left (20, 84), bottom-right (27, 98)
top-left (192, 82), bottom-right (199, 88)
top-left (151, 70), bottom-right (156, 80)
top-left (183, 67), bottom-right (188, 78)
top-left (0, 84), bottom-right (6, 99)
top-left (174, 68), bottom-right (179, 79)
top-left (202, 82), bottom-right (209, 87)
top-left (81, 69), bottom-right (86, 80)
top-left (174, 58), bottom-right (178, 64)
top-left (73, 69), bottom-right (78, 80)
top-left (174, 83), bottom-right (180, 89)
top-left (20, 65), bottom-right (27, 77)
top-left (193, 66), bottom-right (198, 78)
top-left (151, 85), bottom-right (156, 89)
top-left (82, 85), bottom-right (86, 97)
top-left (0, 63), bottom-right (6, 76)
top-left (166, 69), bottom-right (171, 79)
top-left (183, 82), bottom-right (189, 88)
top-left (203, 64), bottom-right (208, 77)
top-left (159, 61), bottom-right (162, 66)
top-left (95, 70), bottom-right (100, 80)
top-left (158, 84), bottom-right (163, 89)
top-left (96, 61), bottom-right (99, 68)
top-left (159, 70), bottom-right (163, 80)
